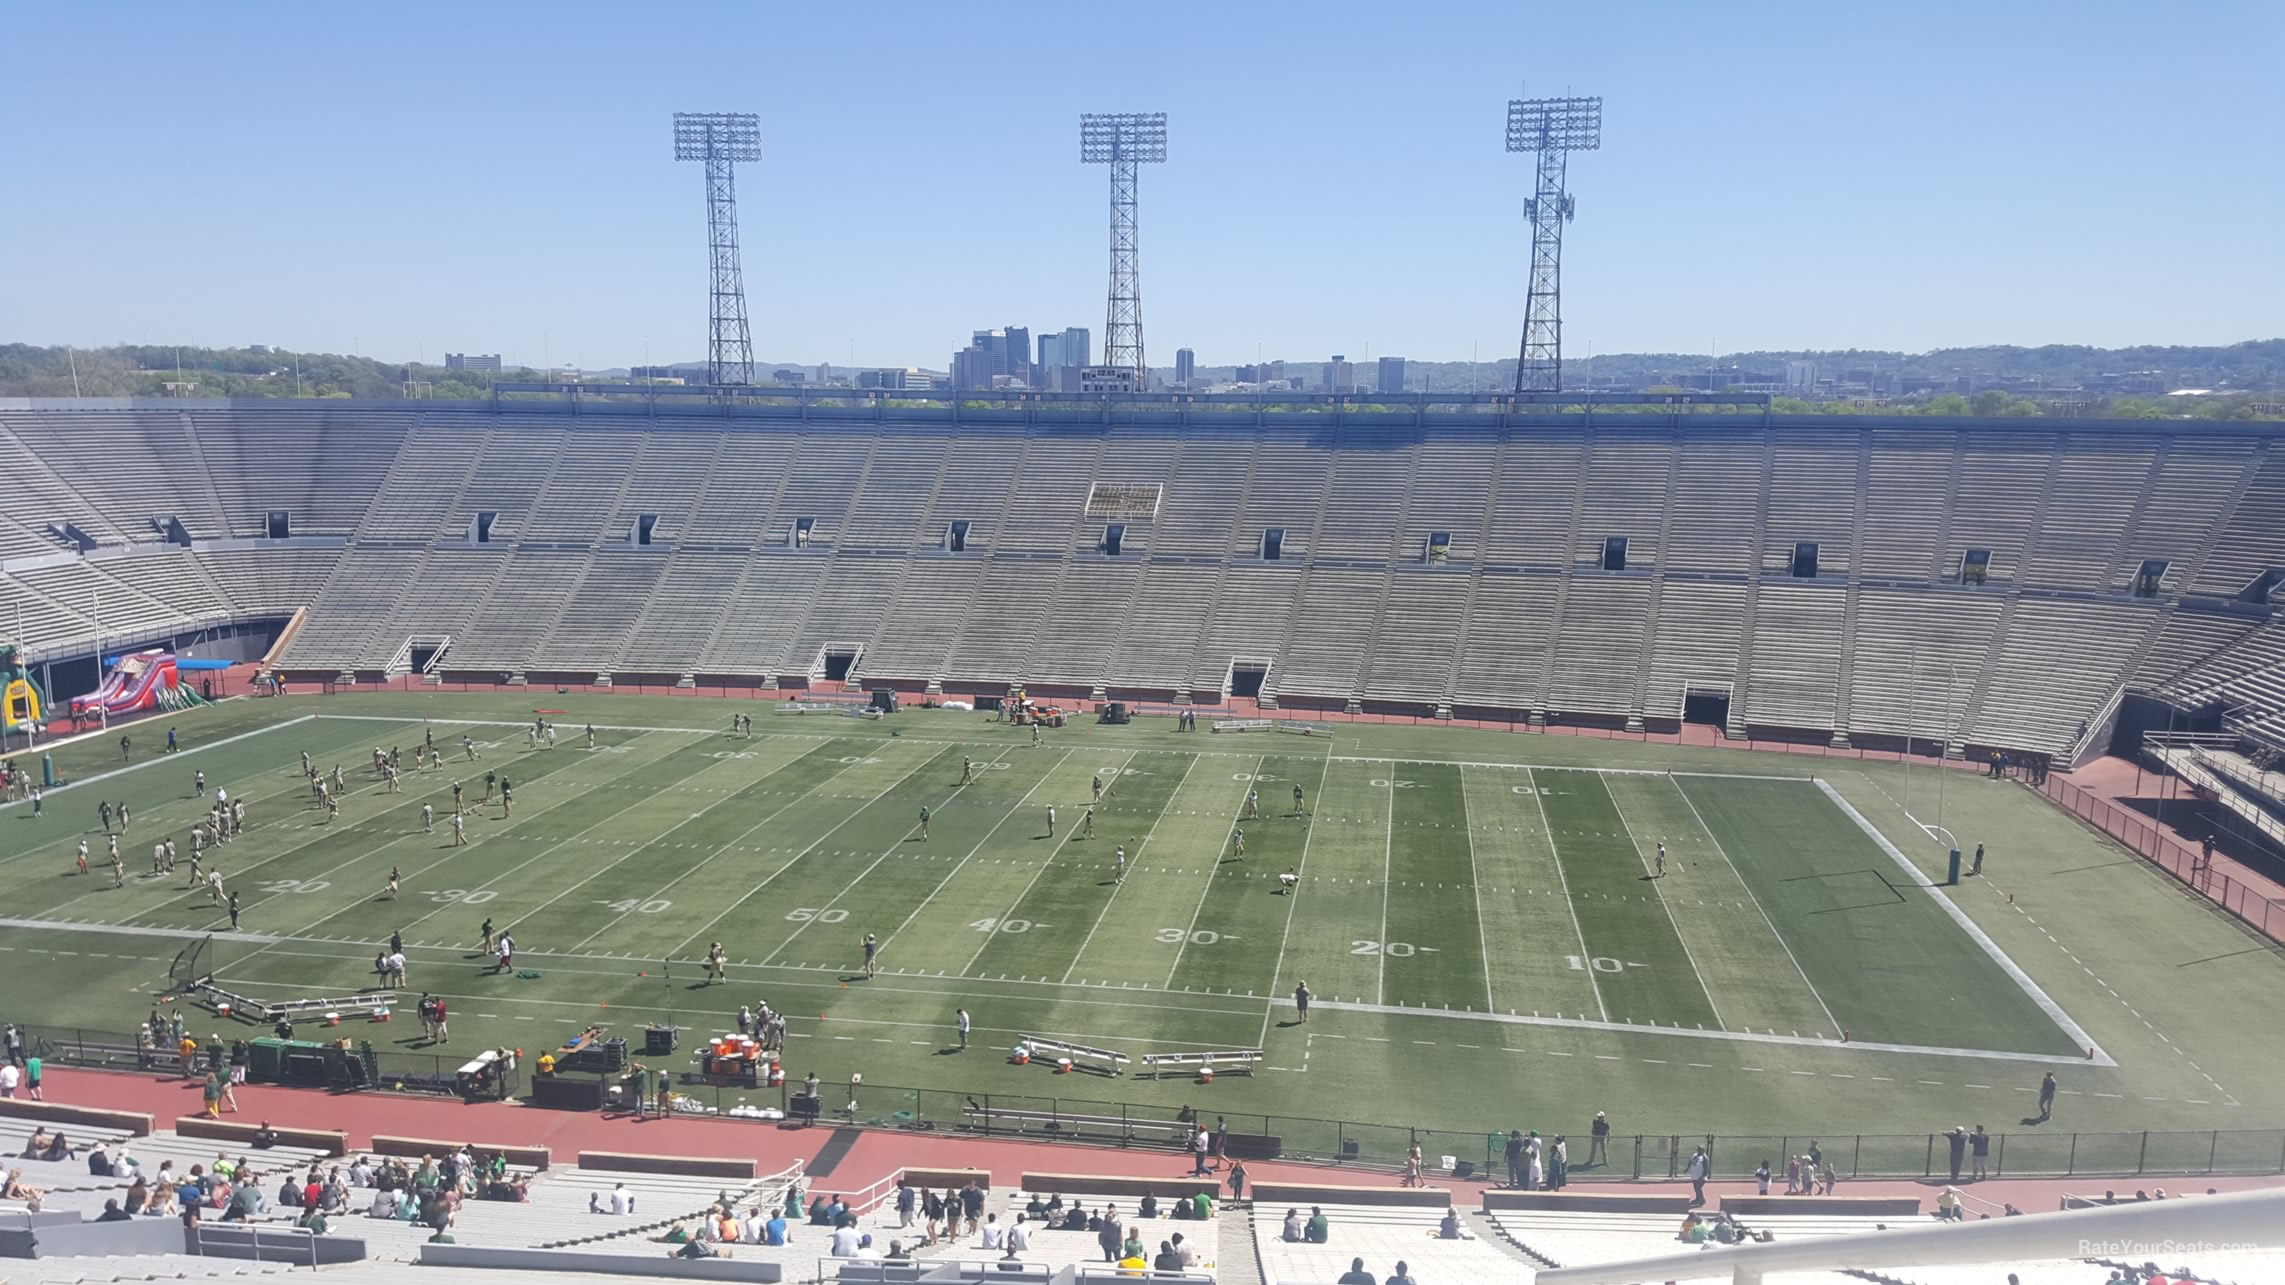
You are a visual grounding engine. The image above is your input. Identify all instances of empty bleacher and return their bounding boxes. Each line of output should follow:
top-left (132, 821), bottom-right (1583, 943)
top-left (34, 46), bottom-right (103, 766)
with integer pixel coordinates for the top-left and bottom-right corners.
top-left (4, 405), bottom-right (2282, 756)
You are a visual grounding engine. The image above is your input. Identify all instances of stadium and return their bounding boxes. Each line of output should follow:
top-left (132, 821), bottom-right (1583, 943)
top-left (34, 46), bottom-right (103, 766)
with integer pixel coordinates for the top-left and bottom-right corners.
top-left (3, 395), bottom-right (2285, 1284)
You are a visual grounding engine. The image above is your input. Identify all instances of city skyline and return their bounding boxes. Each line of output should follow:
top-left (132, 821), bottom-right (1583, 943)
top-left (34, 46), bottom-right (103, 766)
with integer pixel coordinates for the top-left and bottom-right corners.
top-left (3, 2), bottom-right (2280, 372)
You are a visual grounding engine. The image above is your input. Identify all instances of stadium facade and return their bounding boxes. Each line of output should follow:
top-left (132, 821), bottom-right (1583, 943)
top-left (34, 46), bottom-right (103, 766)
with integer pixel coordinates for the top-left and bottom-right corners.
top-left (2, 399), bottom-right (2281, 759)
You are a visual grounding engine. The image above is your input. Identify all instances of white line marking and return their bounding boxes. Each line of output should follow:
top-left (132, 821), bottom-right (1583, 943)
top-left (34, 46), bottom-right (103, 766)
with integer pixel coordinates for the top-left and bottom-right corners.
top-left (1456, 766), bottom-right (1496, 1015)
top-left (1525, 766), bottom-right (1607, 1023)
top-left (880, 748), bottom-right (1077, 957)
top-left (1164, 754), bottom-right (1261, 987)
top-left (1667, 774), bottom-right (1839, 1037)
top-left (1813, 778), bottom-right (2109, 1064)
top-left (1599, 772), bottom-right (1725, 1030)
top-left (1062, 753), bottom-right (1203, 983)
top-left (1256, 757), bottom-right (1332, 1047)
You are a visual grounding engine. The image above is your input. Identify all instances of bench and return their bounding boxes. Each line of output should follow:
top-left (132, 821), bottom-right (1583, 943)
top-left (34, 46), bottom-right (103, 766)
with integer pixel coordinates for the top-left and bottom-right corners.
top-left (1018, 1036), bottom-right (1129, 1076)
top-left (1274, 722), bottom-right (1334, 737)
top-left (423, 1242), bottom-right (783, 1282)
top-left (580, 1150), bottom-right (755, 1180)
top-left (1021, 1173), bottom-right (1218, 1200)
top-left (196, 979), bottom-right (392, 1024)
top-left (1211, 720), bottom-right (1274, 734)
top-left (962, 1106), bottom-right (1187, 1146)
top-left (900, 1168), bottom-right (991, 1190)
top-left (174, 1116), bottom-right (347, 1156)
top-left (1252, 1182), bottom-right (1451, 1209)
top-left (371, 1134), bottom-right (551, 1170)
top-left (1135, 1049), bottom-right (1263, 1080)
top-left (0, 1100), bottom-right (153, 1136)
top-left (36, 1035), bottom-right (162, 1073)
top-left (1720, 1194), bottom-right (1921, 1217)
top-left (1483, 1190), bottom-right (1693, 1214)
top-left (776, 704), bottom-right (841, 715)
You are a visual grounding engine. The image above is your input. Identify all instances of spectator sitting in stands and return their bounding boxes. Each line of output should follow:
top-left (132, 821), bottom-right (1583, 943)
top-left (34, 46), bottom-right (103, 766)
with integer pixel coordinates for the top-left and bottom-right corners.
top-left (1306, 1207), bottom-right (1330, 1244)
top-left (671, 1237), bottom-right (720, 1260)
top-left (21, 1129), bottom-right (51, 1159)
top-left (251, 1123), bottom-right (280, 1149)
top-left (1387, 1261), bottom-right (1416, 1285)
top-left (884, 1240), bottom-right (910, 1262)
top-left (1139, 1191), bottom-right (1159, 1219)
top-left (371, 1187), bottom-right (400, 1219)
top-left (298, 1207), bottom-right (329, 1235)
top-left (808, 1195), bottom-right (831, 1224)
top-left (1440, 1207), bottom-right (1462, 1239)
top-left (1154, 1240), bottom-right (1184, 1272)
top-left (830, 1221), bottom-right (862, 1257)
top-left (97, 1198), bottom-right (133, 1223)
top-left (1025, 1193), bottom-right (1050, 1216)
top-left (1282, 1208), bottom-right (1306, 1242)
top-left (1336, 1257), bottom-right (1377, 1285)
top-left (1171, 1232), bottom-right (1197, 1266)
top-left (482, 1175), bottom-right (529, 1202)
top-left (1062, 1202), bottom-right (1089, 1231)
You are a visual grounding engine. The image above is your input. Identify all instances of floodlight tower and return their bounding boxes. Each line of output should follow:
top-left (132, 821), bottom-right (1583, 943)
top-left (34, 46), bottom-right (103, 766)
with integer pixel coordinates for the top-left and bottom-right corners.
top-left (672, 111), bottom-right (762, 387)
top-left (1505, 94), bottom-right (1602, 394)
top-left (1080, 112), bottom-right (1168, 387)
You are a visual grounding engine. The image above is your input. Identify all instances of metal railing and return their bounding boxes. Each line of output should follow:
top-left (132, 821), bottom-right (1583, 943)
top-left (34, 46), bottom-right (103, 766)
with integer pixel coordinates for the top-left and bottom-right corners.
top-left (2036, 771), bottom-right (2285, 944)
top-left (16, 1020), bottom-right (2285, 1181)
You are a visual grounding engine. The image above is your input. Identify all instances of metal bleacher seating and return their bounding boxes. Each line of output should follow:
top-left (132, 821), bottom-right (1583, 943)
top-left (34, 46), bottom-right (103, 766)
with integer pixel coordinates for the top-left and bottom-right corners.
top-left (1251, 1201), bottom-right (1518, 1285)
top-left (5, 406), bottom-right (2282, 759)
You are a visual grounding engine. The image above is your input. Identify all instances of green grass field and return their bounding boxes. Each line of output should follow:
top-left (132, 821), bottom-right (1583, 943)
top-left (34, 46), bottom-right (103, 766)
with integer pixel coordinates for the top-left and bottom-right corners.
top-left (4, 693), bottom-right (2281, 1172)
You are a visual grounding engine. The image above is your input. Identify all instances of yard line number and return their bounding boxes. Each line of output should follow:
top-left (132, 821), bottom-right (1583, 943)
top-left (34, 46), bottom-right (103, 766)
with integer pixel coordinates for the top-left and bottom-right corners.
top-left (1350, 939), bottom-right (1435, 956)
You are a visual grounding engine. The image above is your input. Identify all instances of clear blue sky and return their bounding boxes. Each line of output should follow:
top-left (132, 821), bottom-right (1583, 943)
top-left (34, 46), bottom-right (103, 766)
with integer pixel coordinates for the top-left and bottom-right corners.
top-left (4, 1), bottom-right (2279, 371)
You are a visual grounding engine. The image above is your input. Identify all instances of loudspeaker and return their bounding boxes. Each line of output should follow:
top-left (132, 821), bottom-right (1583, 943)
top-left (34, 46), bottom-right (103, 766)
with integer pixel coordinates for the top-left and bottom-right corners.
top-left (1340, 1139), bottom-right (1360, 1160)
top-left (1451, 1160), bottom-right (1475, 1179)
top-left (871, 689), bottom-right (899, 713)
top-left (791, 1093), bottom-right (822, 1121)
top-left (643, 1025), bottom-right (678, 1056)
top-left (1102, 702), bottom-right (1130, 725)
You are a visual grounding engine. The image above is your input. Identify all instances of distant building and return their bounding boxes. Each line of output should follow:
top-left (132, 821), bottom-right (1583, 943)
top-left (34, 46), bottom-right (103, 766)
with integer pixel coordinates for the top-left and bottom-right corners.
top-left (1324, 355), bottom-right (1355, 393)
top-left (445, 353), bottom-right (502, 372)
top-left (861, 368), bottom-right (931, 391)
top-left (770, 368), bottom-right (806, 384)
top-left (629, 366), bottom-right (689, 382)
top-left (955, 327), bottom-right (1032, 389)
top-left (1785, 360), bottom-right (1817, 390)
top-left (1174, 347), bottom-right (1196, 386)
top-left (1376, 356), bottom-right (1407, 394)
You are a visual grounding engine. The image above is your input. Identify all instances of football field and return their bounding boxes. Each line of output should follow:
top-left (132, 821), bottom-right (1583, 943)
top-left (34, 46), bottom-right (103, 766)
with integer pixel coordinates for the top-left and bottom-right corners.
top-left (2, 692), bottom-right (2277, 1167)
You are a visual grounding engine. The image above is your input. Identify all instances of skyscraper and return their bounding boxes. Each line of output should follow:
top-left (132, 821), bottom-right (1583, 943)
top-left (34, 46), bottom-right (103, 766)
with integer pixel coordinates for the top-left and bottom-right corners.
top-left (1039, 327), bottom-right (1091, 371)
top-left (1324, 355), bottom-right (1355, 393)
top-left (1377, 356), bottom-right (1407, 394)
top-left (1174, 347), bottom-right (1196, 386)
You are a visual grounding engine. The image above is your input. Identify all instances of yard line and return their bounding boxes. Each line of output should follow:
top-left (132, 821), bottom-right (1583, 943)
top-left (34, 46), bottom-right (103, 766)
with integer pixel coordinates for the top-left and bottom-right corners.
top-left (1457, 766), bottom-right (1496, 1015)
top-left (875, 749), bottom-right (1081, 956)
top-left (1667, 774), bottom-right (1840, 1037)
top-left (182, 731), bottom-right (696, 979)
top-left (1376, 774), bottom-right (1394, 1005)
top-left (1162, 755), bottom-right (1262, 988)
top-left (1601, 774), bottom-right (1726, 1031)
top-left (1813, 778), bottom-right (2101, 1058)
top-left (0, 713), bottom-right (320, 825)
top-left (47, 754), bottom-right (415, 924)
top-left (511, 744), bottom-right (822, 942)
top-left (952, 751), bottom-right (1137, 976)
top-left (661, 745), bottom-right (979, 961)
top-left (1059, 753), bottom-right (1203, 984)
top-left (565, 746), bottom-right (881, 951)
top-left (1254, 757), bottom-right (1332, 1046)
top-left (765, 746), bottom-right (1045, 964)
top-left (1523, 766), bottom-right (1608, 1023)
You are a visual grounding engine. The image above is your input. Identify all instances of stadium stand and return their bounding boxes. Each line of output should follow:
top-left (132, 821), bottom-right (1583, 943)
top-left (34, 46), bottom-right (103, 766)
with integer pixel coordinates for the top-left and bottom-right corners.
top-left (4, 404), bottom-right (2282, 756)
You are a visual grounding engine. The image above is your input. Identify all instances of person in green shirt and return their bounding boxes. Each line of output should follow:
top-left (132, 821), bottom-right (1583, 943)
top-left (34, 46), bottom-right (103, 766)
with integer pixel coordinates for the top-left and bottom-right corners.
top-left (1305, 1208), bottom-right (1329, 1243)
top-left (1193, 1191), bottom-right (1213, 1221)
top-left (201, 1073), bottom-right (223, 1119)
top-left (297, 1209), bottom-right (329, 1234)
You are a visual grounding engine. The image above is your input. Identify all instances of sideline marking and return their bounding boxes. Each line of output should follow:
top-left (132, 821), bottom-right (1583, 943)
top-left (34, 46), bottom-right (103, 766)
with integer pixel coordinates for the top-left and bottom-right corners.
top-left (1526, 766), bottom-right (1609, 1023)
top-left (1814, 778), bottom-right (2107, 1062)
